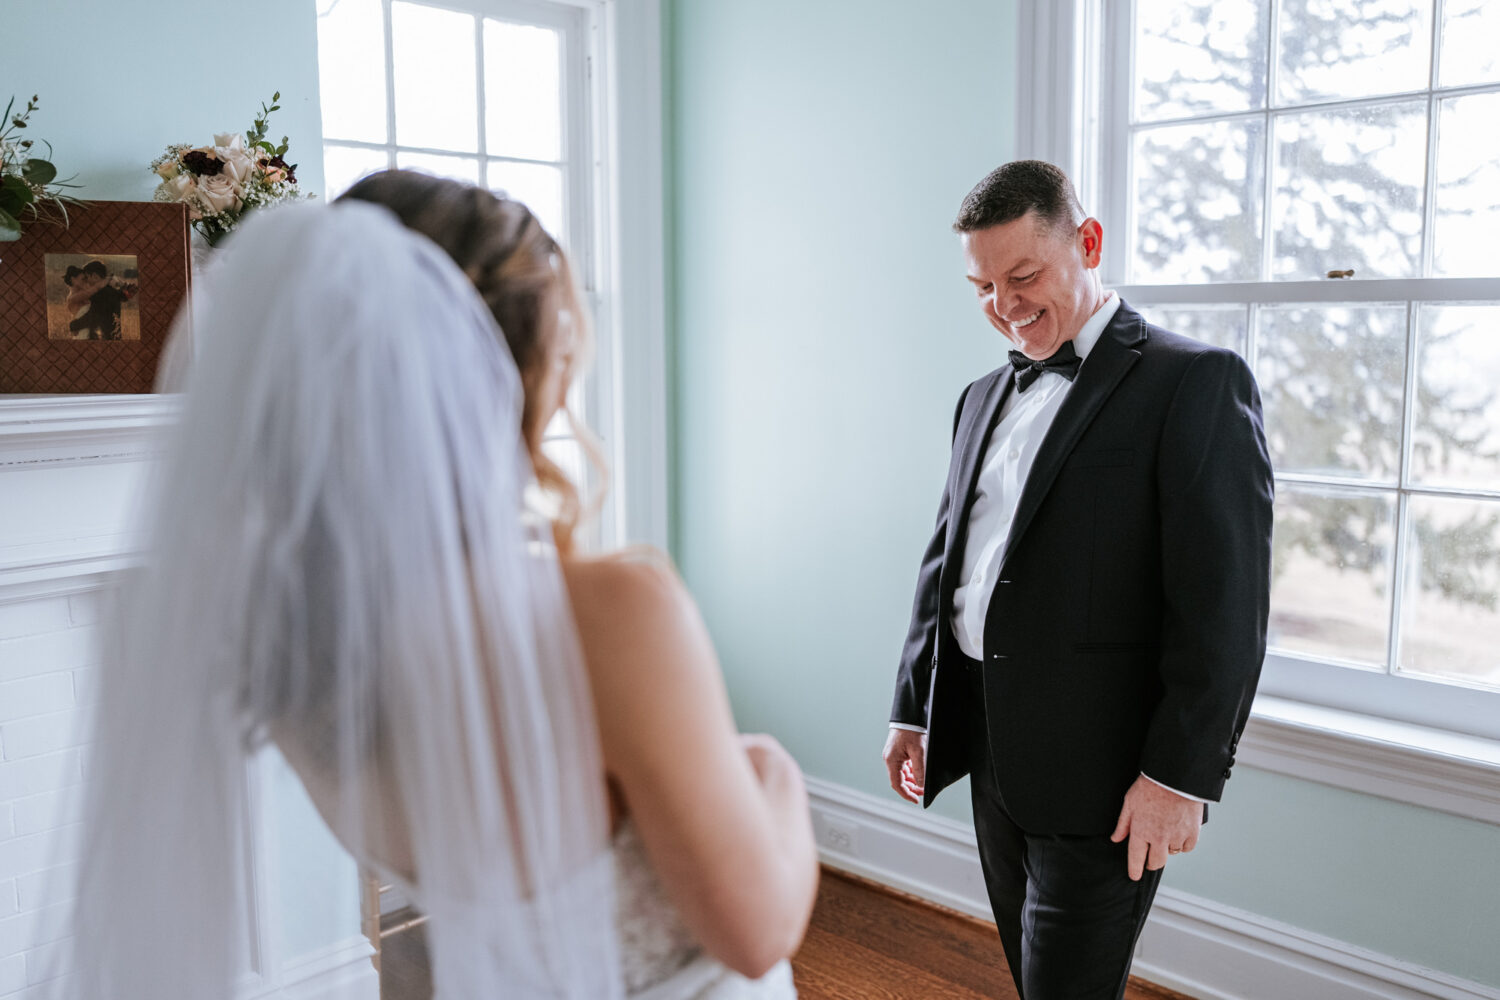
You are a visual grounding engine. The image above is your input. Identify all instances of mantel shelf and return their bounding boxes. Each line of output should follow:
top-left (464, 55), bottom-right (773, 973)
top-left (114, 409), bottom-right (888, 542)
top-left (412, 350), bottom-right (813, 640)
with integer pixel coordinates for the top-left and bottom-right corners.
top-left (0, 393), bottom-right (178, 468)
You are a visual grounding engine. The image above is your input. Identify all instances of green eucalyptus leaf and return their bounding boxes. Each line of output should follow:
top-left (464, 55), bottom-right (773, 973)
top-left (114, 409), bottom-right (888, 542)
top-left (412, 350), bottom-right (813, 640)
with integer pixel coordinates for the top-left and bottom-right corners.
top-left (0, 206), bottom-right (22, 241)
top-left (22, 157), bottom-right (56, 185)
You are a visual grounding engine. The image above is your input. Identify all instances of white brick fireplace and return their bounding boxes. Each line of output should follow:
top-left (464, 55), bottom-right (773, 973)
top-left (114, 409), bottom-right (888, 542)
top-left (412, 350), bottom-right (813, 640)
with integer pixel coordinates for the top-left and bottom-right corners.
top-left (0, 396), bottom-right (376, 1000)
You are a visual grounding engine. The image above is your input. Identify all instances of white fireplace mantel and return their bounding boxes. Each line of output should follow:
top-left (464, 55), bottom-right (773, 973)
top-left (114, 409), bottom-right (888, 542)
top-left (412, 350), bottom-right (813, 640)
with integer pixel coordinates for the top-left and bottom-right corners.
top-left (0, 392), bottom-right (376, 1000)
top-left (0, 394), bottom-right (177, 468)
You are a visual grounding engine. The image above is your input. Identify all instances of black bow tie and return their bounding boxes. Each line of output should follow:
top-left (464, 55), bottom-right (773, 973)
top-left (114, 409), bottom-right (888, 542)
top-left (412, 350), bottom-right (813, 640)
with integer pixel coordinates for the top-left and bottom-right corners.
top-left (1009, 340), bottom-right (1082, 392)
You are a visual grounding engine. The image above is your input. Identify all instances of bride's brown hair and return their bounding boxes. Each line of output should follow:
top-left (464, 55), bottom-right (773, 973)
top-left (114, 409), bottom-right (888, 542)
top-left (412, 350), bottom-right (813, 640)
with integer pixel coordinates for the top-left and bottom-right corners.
top-left (338, 170), bottom-right (604, 554)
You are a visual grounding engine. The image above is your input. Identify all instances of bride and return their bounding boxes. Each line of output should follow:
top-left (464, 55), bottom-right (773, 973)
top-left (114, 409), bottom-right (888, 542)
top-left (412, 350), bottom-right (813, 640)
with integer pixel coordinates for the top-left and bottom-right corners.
top-left (58, 182), bottom-right (817, 999)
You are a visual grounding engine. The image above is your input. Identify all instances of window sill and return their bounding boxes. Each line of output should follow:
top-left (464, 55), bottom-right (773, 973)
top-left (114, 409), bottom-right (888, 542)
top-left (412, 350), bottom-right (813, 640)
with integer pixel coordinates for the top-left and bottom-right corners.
top-left (1242, 695), bottom-right (1500, 826)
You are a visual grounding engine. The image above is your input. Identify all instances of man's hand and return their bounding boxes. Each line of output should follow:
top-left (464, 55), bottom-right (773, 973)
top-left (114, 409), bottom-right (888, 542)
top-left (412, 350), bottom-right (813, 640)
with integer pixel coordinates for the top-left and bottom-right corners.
top-left (882, 728), bottom-right (928, 804)
top-left (1110, 775), bottom-right (1202, 880)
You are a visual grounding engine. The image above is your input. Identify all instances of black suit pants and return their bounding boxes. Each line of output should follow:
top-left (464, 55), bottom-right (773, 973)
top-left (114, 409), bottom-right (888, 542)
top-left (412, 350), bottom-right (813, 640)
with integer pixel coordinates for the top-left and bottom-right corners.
top-left (961, 654), bottom-right (1162, 1000)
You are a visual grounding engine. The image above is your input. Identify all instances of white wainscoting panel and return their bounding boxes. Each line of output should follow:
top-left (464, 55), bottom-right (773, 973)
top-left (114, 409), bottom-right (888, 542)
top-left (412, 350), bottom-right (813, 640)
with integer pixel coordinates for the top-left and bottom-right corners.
top-left (805, 776), bottom-right (1500, 1000)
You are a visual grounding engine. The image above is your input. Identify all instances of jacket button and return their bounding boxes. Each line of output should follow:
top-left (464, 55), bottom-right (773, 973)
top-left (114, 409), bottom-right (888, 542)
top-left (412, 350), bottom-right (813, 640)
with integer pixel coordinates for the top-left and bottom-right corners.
top-left (1223, 768), bottom-right (1232, 779)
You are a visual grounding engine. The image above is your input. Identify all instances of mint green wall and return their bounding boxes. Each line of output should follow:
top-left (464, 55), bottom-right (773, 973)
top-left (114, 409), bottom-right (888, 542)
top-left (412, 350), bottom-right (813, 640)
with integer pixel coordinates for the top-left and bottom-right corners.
top-left (7, 0), bottom-right (352, 964)
top-left (1, 0), bottom-right (325, 202)
top-left (667, 0), bottom-right (1013, 822)
top-left (666, 1), bottom-right (1500, 990)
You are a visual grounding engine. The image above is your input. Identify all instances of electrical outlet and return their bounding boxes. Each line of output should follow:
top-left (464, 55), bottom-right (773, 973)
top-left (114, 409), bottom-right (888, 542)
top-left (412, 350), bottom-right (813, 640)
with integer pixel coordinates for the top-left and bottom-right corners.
top-left (819, 817), bottom-right (858, 856)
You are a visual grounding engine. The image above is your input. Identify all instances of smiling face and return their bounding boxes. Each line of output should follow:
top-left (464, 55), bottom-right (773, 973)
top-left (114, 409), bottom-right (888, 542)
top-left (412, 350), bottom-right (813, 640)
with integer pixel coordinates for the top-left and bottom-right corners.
top-left (962, 211), bottom-right (1106, 360)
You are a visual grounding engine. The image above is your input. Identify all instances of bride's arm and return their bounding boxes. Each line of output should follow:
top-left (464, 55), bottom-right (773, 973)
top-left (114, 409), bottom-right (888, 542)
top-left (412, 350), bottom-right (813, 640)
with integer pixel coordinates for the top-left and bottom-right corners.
top-left (564, 555), bottom-right (819, 979)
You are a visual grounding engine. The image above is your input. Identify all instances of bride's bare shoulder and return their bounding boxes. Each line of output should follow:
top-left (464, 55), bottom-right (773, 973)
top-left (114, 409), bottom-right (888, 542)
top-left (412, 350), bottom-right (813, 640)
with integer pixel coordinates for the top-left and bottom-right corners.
top-left (561, 546), bottom-right (696, 640)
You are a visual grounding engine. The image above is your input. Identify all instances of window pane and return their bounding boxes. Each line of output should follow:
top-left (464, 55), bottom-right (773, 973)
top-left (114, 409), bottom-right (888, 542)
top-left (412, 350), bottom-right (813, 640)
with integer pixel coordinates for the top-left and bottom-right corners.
top-left (1398, 497), bottom-right (1500, 689)
top-left (1256, 303), bottom-right (1406, 481)
top-left (1271, 102), bottom-right (1425, 280)
top-left (1276, 0), bottom-right (1433, 103)
top-left (485, 20), bottom-right (563, 162)
top-left (1432, 93), bottom-right (1500, 279)
top-left (392, 2), bottom-right (478, 153)
top-left (488, 161), bottom-right (565, 243)
top-left (1439, 0), bottom-right (1500, 87)
top-left (317, 0), bottom-right (387, 143)
top-left (1412, 303), bottom-right (1500, 492)
top-left (541, 437), bottom-right (587, 492)
top-left (395, 150), bottom-right (481, 185)
top-left (1132, 119), bottom-right (1265, 283)
top-left (1133, 0), bottom-right (1269, 121)
top-left (1149, 304), bottom-right (1247, 354)
top-left (1269, 484), bottom-right (1396, 666)
top-left (322, 144), bottom-right (389, 198)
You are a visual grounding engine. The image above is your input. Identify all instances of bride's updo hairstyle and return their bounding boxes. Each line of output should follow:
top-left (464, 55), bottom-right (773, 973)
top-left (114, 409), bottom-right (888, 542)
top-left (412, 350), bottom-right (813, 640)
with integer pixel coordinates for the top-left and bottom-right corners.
top-left (338, 169), bottom-right (601, 553)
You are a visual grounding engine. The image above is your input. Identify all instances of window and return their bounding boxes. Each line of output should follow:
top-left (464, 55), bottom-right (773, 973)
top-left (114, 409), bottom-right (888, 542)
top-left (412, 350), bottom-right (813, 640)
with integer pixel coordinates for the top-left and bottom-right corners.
top-left (315, 0), bottom-right (629, 550)
top-left (1081, 0), bottom-right (1500, 739)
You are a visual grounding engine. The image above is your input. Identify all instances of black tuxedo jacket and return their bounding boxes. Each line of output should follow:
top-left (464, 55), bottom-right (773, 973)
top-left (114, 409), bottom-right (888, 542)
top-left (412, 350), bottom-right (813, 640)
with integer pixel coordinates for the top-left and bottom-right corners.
top-left (890, 300), bottom-right (1274, 835)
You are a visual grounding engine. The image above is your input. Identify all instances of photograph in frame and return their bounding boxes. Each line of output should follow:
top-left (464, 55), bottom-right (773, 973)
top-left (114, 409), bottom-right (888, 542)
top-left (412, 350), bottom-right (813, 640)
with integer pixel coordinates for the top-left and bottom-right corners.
top-left (0, 200), bottom-right (190, 393)
top-left (45, 253), bottom-right (141, 341)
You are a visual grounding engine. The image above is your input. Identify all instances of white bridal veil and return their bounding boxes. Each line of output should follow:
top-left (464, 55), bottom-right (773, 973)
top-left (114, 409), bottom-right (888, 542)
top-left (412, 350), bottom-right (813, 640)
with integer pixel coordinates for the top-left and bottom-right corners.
top-left (54, 203), bottom-right (623, 998)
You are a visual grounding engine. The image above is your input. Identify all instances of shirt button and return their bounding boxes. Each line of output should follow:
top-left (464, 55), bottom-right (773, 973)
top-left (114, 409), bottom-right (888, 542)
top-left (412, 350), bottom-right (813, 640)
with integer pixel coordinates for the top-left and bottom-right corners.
top-left (1009, 448), bottom-right (1020, 460)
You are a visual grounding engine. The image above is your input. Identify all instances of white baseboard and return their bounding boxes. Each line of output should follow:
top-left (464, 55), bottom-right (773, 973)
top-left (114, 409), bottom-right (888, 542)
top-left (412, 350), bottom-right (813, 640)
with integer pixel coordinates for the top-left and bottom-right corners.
top-left (805, 776), bottom-right (1499, 1000)
top-left (1136, 891), bottom-right (1500, 1000)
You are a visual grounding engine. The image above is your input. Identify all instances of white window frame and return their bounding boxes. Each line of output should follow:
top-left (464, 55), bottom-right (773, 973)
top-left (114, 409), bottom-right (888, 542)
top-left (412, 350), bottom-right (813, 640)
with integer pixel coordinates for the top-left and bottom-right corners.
top-left (1016, 0), bottom-right (1500, 821)
top-left (319, 0), bottom-right (669, 552)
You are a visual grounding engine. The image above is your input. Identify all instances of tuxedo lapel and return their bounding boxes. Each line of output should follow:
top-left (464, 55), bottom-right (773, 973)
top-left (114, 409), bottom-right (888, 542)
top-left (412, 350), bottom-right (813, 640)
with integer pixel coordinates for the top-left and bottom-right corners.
top-left (997, 307), bottom-right (1148, 575)
top-left (944, 371), bottom-right (1013, 564)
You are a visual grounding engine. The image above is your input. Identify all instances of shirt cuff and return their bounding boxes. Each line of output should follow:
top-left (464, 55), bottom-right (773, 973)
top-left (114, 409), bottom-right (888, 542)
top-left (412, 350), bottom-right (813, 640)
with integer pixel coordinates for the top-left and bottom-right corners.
top-left (889, 722), bottom-right (928, 734)
top-left (1141, 772), bottom-right (1210, 804)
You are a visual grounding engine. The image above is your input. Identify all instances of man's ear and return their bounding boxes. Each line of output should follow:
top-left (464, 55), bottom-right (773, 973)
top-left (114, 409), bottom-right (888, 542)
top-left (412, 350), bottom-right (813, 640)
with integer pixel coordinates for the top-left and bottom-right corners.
top-left (1079, 218), bottom-right (1104, 270)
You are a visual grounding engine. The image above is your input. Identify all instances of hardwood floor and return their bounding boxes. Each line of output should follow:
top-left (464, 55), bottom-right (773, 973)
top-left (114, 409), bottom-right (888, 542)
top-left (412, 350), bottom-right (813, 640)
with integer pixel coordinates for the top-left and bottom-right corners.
top-left (376, 867), bottom-right (1193, 1000)
top-left (794, 869), bottom-right (1194, 1000)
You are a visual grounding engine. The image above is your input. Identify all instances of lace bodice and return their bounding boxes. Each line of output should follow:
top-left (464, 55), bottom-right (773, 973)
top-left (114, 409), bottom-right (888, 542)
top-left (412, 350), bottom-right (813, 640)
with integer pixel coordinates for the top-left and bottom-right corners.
top-left (612, 821), bottom-right (798, 999)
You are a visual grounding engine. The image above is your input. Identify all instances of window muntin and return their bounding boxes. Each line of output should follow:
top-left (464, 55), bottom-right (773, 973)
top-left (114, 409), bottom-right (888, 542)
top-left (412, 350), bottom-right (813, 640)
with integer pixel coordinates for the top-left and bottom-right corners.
top-left (1100, 0), bottom-right (1500, 721)
top-left (315, 0), bottom-right (613, 550)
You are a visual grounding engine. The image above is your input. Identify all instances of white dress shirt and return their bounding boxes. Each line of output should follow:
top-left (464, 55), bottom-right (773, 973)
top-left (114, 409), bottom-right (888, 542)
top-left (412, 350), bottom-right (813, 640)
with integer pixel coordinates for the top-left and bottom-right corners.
top-left (891, 292), bottom-right (1205, 804)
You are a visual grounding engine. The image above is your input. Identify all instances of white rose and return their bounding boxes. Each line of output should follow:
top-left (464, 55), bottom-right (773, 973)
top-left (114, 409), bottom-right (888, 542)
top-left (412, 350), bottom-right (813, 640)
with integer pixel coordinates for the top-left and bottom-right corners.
top-left (199, 173), bottom-right (242, 215)
top-left (155, 158), bottom-right (180, 180)
top-left (220, 146), bottom-right (256, 188)
top-left (167, 173), bottom-right (197, 201)
top-left (164, 173), bottom-right (206, 219)
top-left (213, 132), bottom-right (242, 151)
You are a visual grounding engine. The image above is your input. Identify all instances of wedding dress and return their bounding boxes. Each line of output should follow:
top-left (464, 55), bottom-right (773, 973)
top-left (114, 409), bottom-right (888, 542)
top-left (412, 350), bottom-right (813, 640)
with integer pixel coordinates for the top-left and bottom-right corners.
top-left (613, 821), bottom-right (798, 999)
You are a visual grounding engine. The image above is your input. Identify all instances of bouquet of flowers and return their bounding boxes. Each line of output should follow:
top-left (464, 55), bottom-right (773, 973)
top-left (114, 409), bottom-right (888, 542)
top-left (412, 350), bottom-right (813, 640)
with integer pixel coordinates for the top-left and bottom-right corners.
top-left (151, 92), bottom-right (313, 246)
top-left (1, 95), bottom-right (82, 241)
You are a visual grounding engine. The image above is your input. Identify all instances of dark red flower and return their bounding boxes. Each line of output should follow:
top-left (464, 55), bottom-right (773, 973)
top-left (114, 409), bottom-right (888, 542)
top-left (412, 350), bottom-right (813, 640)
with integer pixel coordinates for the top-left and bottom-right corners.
top-left (182, 150), bottom-right (224, 176)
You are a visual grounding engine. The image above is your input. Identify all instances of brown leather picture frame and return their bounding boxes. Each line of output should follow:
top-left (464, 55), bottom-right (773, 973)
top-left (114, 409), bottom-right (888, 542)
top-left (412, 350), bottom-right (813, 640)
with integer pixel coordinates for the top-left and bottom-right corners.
top-left (0, 200), bottom-right (191, 393)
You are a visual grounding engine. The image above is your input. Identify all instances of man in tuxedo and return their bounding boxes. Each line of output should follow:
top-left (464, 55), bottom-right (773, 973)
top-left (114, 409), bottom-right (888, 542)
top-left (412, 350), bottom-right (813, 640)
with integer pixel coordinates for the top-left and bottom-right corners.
top-left (882, 160), bottom-right (1273, 1000)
